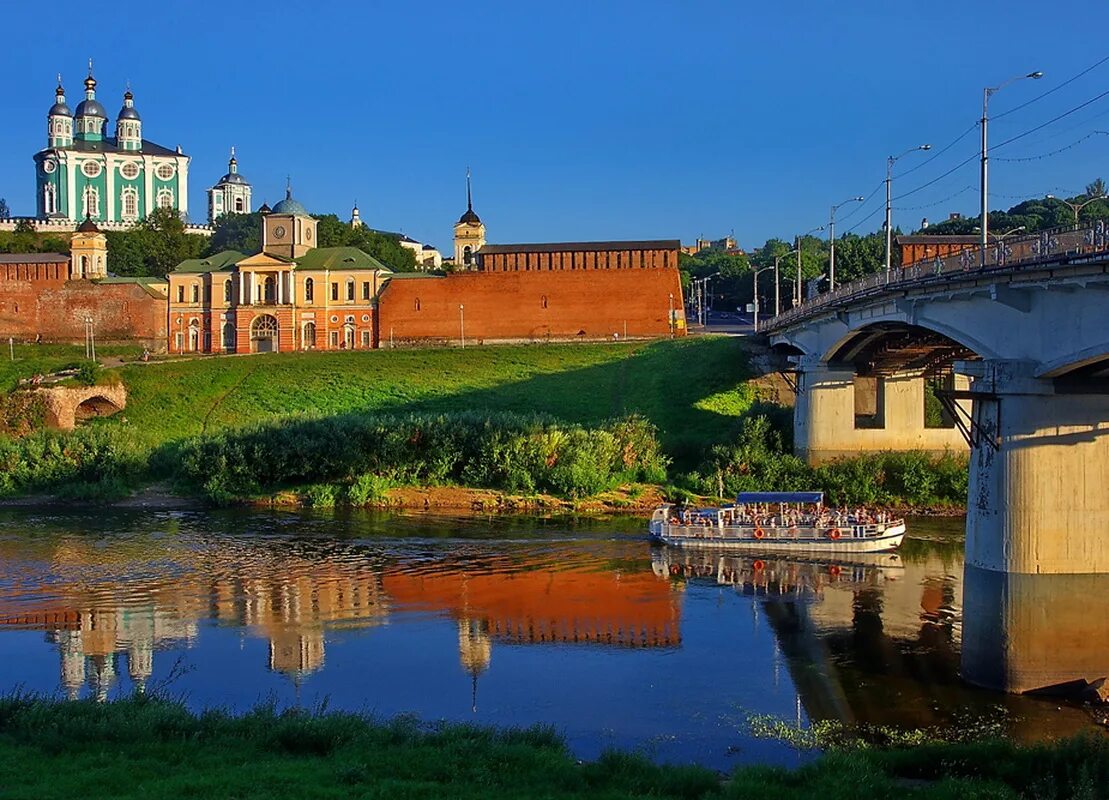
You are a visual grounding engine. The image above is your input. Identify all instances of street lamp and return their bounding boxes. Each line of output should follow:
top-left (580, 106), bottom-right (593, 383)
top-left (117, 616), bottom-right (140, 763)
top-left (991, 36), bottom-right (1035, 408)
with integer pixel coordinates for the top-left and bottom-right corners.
top-left (973, 224), bottom-right (1026, 241)
top-left (1046, 193), bottom-right (1103, 227)
top-left (981, 70), bottom-right (1043, 262)
top-left (773, 249), bottom-right (798, 316)
top-left (829, 196), bottom-right (864, 290)
top-left (795, 225), bottom-right (824, 307)
top-left (753, 266), bottom-right (775, 331)
top-left (692, 272), bottom-right (720, 325)
top-left (459, 304), bottom-right (465, 349)
top-left (668, 293), bottom-right (675, 337)
top-left (885, 144), bottom-right (932, 273)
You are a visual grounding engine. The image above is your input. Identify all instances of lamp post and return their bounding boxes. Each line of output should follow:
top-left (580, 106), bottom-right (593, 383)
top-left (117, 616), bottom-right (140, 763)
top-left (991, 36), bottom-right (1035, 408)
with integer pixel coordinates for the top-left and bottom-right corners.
top-left (829, 196), bottom-right (864, 291)
top-left (459, 304), bottom-right (465, 349)
top-left (753, 266), bottom-right (775, 331)
top-left (772, 249), bottom-right (798, 316)
top-left (1046, 194), bottom-right (1103, 228)
top-left (981, 70), bottom-right (1043, 263)
top-left (795, 225), bottom-right (824, 307)
top-left (668, 293), bottom-right (675, 337)
top-left (693, 272), bottom-right (720, 325)
top-left (885, 145), bottom-right (932, 273)
top-left (85, 316), bottom-right (95, 361)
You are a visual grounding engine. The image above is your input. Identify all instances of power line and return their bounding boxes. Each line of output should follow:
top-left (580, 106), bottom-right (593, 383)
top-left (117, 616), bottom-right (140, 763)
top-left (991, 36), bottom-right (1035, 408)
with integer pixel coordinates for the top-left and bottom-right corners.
top-left (992, 88), bottom-right (1109, 151)
top-left (892, 151), bottom-right (979, 201)
top-left (837, 180), bottom-right (884, 224)
top-left (992, 53), bottom-right (1109, 121)
top-left (994, 130), bottom-right (1109, 162)
top-left (845, 204), bottom-right (884, 235)
top-left (900, 185), bottom-right (975, 211)
top-left (895, 120), bottom-right (979, 179)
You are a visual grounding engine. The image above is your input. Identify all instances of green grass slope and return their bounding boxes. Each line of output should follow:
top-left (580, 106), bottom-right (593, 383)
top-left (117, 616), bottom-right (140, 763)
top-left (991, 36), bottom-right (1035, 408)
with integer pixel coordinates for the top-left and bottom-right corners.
top-left (118, 338), bottom-right (755, 465)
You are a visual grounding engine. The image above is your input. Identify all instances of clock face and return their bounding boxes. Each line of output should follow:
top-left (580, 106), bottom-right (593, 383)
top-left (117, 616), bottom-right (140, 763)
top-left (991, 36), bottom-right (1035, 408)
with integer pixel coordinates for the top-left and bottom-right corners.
top-left (274, 225), bottom-right (287, 238)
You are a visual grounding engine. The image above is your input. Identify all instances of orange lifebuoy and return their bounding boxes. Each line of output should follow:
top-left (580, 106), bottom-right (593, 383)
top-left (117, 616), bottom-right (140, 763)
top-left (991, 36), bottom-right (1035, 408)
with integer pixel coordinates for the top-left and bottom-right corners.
top-left (828, 564), bottom-right (842, 577)
top-left (752, 559), bottom-right (766, 572)
top-left (829, 529), bottom-right (842, 540)
top-left (754, 528), bottom-right (766, 539)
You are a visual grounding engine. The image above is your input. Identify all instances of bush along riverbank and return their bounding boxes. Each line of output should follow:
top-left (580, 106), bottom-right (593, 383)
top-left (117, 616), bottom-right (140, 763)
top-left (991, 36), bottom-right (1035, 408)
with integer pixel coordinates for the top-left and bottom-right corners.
top-left (0, 695), bottom-right (1107, 799)
top-left (0, 408), bottom-right (969, 511)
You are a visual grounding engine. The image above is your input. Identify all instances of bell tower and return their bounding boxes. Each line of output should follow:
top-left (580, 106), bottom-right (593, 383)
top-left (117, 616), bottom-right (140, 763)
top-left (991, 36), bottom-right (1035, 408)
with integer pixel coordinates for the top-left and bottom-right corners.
top-left (262, 181), bottom-right (317, 259)
top-left (453, 168), bottom-right (485, 269)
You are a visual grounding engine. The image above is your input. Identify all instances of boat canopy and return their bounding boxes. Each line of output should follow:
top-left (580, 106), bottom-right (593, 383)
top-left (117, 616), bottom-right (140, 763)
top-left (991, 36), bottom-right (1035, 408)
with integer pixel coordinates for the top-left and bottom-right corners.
top-left (736, 492), bottom-right (824, 504)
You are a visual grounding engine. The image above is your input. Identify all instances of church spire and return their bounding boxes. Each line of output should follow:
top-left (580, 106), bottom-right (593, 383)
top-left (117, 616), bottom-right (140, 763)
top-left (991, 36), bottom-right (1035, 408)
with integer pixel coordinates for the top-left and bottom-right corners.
top-left (466, 166), bottom-right (473, 212)
top-left (228, 145), bottom-right (237, 174)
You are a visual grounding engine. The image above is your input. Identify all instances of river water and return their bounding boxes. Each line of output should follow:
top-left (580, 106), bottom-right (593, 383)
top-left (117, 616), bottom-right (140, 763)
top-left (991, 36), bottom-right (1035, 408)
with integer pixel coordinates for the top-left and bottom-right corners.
top-left (0, 508), bottom-right (1098, 768)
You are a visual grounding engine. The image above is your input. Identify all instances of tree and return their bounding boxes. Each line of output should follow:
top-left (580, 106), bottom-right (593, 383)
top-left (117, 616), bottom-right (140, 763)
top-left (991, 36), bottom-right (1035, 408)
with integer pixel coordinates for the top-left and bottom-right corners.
top-left (105, 208), bottom-right (206, 277)
top-left (206, 212), bottom-right (262, 256)
top-left (1086, 178), bottom-right (1106, 199)
top-left (312, 214), bottom-right (418, 272)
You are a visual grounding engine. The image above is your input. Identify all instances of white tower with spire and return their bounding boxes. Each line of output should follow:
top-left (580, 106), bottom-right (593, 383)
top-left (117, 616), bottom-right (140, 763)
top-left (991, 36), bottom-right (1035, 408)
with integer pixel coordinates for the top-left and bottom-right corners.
top-left (453, 168), bottom-right (485, 269)
top-left (207, 146), bottom-right (253, 223)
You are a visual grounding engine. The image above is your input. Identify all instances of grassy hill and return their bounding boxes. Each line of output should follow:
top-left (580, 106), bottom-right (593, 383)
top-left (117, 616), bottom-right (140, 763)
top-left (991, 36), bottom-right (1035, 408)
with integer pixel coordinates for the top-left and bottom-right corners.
top-left (117, 338), bottom-right (755, 466)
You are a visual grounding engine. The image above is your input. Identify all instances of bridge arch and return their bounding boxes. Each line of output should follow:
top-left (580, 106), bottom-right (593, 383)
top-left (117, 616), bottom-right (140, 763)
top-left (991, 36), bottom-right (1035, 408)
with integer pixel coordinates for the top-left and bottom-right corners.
top-left (822, 321), bottom-right (987, 375)
top-left (1038, 342), bottom-right (1109, 380)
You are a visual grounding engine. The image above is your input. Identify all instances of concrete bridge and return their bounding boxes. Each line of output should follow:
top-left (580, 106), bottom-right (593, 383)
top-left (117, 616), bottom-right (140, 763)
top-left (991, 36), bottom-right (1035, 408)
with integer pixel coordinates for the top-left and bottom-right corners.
top-left (761, 221), bottom-right (1109, 579)
top-left (37, 382), bottom-right (127, 431)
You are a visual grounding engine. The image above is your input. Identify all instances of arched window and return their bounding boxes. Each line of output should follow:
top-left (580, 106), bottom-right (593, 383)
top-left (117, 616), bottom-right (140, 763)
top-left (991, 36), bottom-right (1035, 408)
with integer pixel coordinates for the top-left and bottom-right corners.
top-left (121, 188), bottom-right (138, 220)
top-left (223, 322), bottom-right (235, 350)
top-left (43, 184), bottom-right (56, 215)
top-left (157, 190), bottom-right (174, 210)
top-left (303, 321), bottom-right (317, 349)
top-left (223, 279), bottom-right (232, 303)
top-left (541, 295), bottom-right (548, 309)
top-left (234, 198), bottom-right (244, 212)
top-left (346, 278), bottom-right (355, 301)
top-left (304, 277), bottom-right (314, 302)
top-left (188, 320), bottom-right (200, 352)
top-left (463, 245), bottom-right (472, 266)
top-left (263, 276), bottom-right (276, 304)
top-left (82, 186), bottom-right (99, 218)
top-left (80, 255), bottom-right (89, 277)
top-left (414, 298), bottom-right (421, 312)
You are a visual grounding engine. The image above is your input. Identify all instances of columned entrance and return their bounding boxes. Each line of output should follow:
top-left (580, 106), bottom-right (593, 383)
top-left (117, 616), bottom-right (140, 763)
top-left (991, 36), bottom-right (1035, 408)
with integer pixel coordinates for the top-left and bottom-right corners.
top-left (251, 314), bottom-right (279, 353)
top-left (343, 323), bottom-right (355, 349)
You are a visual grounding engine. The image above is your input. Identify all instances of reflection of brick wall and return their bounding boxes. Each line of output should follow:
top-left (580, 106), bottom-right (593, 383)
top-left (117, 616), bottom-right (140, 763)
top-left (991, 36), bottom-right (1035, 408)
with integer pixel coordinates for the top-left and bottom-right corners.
top-left (378, 269), bottom-right (685, 345)
top-left (0, 280), bottom-right (166, 345)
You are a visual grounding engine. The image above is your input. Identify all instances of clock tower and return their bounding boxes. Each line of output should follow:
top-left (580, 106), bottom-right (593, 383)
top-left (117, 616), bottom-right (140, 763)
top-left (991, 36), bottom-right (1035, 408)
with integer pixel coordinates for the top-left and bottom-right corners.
top-left (263, 183), bottom-right (317, 259)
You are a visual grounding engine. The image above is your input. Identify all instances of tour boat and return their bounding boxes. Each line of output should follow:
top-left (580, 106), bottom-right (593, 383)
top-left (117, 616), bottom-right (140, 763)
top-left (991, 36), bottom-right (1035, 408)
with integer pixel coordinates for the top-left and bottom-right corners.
top-left (648, 491), bottom-right (906, 553)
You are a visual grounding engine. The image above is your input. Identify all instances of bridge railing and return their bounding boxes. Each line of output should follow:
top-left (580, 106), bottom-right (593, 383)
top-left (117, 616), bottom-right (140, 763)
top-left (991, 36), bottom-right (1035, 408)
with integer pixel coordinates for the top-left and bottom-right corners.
top-left (760, 220), bottom-right (1109, 332)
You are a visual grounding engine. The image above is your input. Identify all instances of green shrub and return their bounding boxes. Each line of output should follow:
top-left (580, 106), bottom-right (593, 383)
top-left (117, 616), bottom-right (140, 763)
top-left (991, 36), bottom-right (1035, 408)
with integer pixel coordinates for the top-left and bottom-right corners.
top-left (74, 363), bottom-right (98, 386)
top-left (173, 411), bottom-right (670, 503)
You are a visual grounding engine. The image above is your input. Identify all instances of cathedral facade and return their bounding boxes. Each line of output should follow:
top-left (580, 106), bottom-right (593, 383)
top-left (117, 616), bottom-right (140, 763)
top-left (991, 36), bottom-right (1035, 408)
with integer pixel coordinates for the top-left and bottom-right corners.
top-left (33, 64), bottom-right (190, 224)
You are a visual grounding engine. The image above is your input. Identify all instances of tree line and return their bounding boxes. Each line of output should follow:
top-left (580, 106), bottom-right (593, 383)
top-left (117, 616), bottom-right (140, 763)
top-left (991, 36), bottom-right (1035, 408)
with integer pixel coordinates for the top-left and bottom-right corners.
top-left (0, 206), bottom-right (419, 277)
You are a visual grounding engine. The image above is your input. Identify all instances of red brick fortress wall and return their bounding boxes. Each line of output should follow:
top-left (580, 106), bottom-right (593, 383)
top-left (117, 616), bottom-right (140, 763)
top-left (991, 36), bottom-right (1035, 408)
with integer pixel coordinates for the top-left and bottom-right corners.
top-left (0, 279), bottom-right (166, 345)
top-left (377, 268), bottom-right (685, 345)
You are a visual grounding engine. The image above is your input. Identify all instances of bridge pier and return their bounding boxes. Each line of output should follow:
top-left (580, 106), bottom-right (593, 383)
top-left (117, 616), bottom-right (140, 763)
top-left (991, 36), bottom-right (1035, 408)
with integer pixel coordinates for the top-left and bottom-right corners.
top-left (963, 359), bottom-right (1109, 575)
top-left (794, 357), bottom-right (968, 463)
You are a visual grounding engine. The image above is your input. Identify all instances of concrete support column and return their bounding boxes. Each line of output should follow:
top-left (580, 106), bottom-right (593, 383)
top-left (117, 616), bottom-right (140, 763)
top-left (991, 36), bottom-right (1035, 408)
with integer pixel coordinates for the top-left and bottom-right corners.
top-left (962, 359), bottom-right (1109, 575)
top-left (794, 358), bottom-right (859, 463)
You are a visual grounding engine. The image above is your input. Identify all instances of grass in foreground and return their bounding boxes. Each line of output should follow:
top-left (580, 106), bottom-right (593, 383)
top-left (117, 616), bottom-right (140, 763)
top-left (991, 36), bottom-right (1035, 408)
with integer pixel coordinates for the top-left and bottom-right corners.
top-left (0, 696), bottom-right (1105, 799)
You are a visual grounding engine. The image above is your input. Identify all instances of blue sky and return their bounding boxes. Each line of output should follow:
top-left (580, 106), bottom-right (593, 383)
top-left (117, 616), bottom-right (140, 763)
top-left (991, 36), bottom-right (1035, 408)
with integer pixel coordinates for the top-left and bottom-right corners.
top-left (2, 0), bottom-right (1107, 251)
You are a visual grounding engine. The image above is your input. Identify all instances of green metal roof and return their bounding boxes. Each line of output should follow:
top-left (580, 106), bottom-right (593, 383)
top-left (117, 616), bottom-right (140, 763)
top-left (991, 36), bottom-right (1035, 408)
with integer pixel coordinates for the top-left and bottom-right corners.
top-left (172, 250), bottom-right (246, 273)
top-left (294, 247), bottom-right (390, 272)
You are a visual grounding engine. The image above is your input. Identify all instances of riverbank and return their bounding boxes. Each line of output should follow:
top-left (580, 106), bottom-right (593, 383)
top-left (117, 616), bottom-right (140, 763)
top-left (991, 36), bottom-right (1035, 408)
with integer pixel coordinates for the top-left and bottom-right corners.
top-left (0, 695), bottom-right (1104, 799)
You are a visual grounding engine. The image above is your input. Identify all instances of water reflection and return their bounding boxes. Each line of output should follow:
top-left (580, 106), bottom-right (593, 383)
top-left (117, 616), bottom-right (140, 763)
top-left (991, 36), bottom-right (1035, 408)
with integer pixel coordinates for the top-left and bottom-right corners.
top-left (0, 509), bottom-right (1099, 766)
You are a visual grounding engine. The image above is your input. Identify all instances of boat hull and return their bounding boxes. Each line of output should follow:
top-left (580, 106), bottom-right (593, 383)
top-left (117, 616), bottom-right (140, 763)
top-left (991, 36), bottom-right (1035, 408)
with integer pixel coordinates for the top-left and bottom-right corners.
top-left (649, 522), bottom-right (906, 553)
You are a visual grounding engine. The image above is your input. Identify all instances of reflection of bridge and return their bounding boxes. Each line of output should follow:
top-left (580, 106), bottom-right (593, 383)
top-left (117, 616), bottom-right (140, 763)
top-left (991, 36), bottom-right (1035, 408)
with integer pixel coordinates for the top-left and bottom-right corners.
top-left (761, 222), bottom-right (1109, 579)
